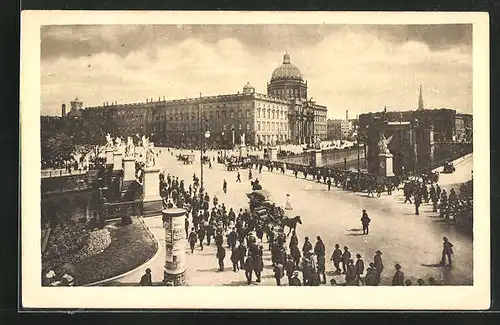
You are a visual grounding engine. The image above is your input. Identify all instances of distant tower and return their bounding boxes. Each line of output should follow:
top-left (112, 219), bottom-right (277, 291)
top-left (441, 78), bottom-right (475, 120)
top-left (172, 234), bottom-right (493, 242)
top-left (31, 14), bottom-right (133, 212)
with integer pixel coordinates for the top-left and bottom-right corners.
top-left (61, 103), bottom-right (66, 117)
top-left (70, 97), bottom-right (83, 111)
top-left (346, 109), bottom-right (348, 121)
top-left (418, 85), bottom-right (424, 110)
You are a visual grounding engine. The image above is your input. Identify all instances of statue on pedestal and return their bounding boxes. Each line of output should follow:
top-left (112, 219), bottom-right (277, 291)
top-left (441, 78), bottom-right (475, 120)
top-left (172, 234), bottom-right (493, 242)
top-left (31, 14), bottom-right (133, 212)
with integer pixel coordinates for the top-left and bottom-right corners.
top-left (105, 133), bottom-right (114, 149)
top-left (114, 137), bottom-right (122, 152)
top-left (142, 135), bottom-right (156, 167)
top-left (240, 133), bottom-right (246, 146)
top-left (314, 136), bottom-right (322, 150)
top-left (125, 136), bottom-right (135, 158)
top-left (377, 133), bottom-right (393, 155)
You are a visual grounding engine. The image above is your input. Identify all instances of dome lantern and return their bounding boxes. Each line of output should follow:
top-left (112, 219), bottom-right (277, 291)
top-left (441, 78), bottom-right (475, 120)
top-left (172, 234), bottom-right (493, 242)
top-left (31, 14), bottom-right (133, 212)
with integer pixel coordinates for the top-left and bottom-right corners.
top-left (271, 52), bottom-right (303, 81)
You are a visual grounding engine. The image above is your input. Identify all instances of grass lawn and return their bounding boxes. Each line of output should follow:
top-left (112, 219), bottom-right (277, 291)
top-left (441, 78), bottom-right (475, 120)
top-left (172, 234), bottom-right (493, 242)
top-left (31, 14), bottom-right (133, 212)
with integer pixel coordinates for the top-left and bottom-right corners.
top-left (75, 218), bottom-right (158, 285)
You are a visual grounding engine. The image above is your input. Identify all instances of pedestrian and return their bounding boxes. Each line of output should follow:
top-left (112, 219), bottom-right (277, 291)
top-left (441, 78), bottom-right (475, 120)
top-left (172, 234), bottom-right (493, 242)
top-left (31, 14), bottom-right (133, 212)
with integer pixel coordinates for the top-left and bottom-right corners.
top-left (314, 236), bottom-right (327, 284)
top-left (236, 172), bottom-right (241, 183)
top-left (302, 237), bottom-right (313, 255)
top-left (231, 245), bottom-right (240, 272)
top-left (216, 245), bottom-right (226, 271)
top-left (237, 239), bottom-right (247, 269)
top-left (244, 253), bottom-right (254, 285)
top-left (428, 277), bottom-right (437, 285)
top-left (285, 193), bottom-right (293, 210)
top-left (198, 227), bottom-right (206, 251)
top-left (285, 255), bottom-right (296, 284)
top-left (188, 227), bottom-right (197, 253)
top-left (327, 177), bottom-right (332, 191)
top-left (184, 216), bottom-right (189, 239)
top-left (414, 192), bottom-right (422, 215)
top-left (361, 209), bottom-right (371, 235)
top-left (345, 259), bottom-right (357, 285)
top-left (341, 246), bottom-right (351, 275)
top-left (249, 169), bottom-right (253, 180)
top-left (392, 264), bottom-right (405, 286)
top-left (139, 268), bottom-right (152, 286)
top-left (440, 237), bottom-right (454, 266)
top-left (374, 250), bottom-right (384, 285)
top-left (273, 262), bottom-right (284, 286)
top-left (355, 254), bottom-right (365, 285)
top-left (330, 244), bottom-right (342, 274)
top-left (405, 279), bottom-right (412, 286)
top-left (215, 230), bottom-right (224, 248)
top-left (417, 278), bottom-right (425, 286)
top-left (289, 271), bottom-right (302, 286)
top-left (364, 263), bottom-right (377, 286)
top-left (253, 251), bottom-right (264, 283)
top-left (223, 179), bottom-right (227, 194)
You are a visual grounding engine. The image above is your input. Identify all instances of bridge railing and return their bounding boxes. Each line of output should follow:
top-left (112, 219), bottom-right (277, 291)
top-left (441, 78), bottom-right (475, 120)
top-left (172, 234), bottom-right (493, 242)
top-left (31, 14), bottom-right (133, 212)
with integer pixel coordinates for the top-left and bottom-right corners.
top-left (100, 200), bottom-right (144, 221)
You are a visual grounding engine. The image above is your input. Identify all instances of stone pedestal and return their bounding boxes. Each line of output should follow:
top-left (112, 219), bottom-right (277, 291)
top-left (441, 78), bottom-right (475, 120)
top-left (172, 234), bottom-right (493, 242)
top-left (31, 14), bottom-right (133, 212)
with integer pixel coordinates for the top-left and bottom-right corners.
top-left (378, 153), bottom-right (395, 177)
top-left (142, 167), bottom-right (162, 217)
top-left (113, 152), bottom-right (123, 172)
top-left (163, 208), bottom-right (188, 286)
top-left (305, 149), bottom-right (322, 168)
top-left (106, 149), bottom-right (114, 166)
top-left (268, 146), bottom-right (278, 161)
top-left (122, 157), bottom-right (136, 188)
top-left (239, 145), bottom-right (248, 158)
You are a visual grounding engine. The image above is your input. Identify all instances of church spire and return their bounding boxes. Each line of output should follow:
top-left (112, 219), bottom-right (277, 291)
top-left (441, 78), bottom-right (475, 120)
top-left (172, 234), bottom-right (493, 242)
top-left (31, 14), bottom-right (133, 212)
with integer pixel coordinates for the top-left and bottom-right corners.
top-left (418, 85), bottom-right (424, 110)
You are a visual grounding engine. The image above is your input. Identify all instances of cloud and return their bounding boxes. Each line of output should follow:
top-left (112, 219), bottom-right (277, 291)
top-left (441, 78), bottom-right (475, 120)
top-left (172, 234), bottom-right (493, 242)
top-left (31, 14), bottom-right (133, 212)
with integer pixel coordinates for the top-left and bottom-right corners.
top-left (41, 25), bottom-right (472, 118)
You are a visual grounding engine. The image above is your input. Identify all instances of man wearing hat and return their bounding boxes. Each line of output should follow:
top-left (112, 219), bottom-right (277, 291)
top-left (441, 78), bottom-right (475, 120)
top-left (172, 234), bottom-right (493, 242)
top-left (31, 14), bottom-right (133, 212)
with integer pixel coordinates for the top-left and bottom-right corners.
top-left (374, 250), bottom-right (384, 285)
top-left (440, 237), bottom-right (454, 266)
top-left (361, 209), bottom-right (371, 235)
top-left (330, 244), bottom-right (342, 274)
top-left (392, 264), bottom-right (405, 286)
top-left (341, 246), bottom-right (351, 275)
top-left (314, 236), bottom-right (327, 284)
top-left (355, 254), bottom-right (365, 285)
top-left (289, 271), bottom-right (302, 286)
top-left (364, 263), bottom-right (377, 286)
top-left (140, 268), bottom-right (152, 286)
top-left (285, 254), bottom-right (296, 284)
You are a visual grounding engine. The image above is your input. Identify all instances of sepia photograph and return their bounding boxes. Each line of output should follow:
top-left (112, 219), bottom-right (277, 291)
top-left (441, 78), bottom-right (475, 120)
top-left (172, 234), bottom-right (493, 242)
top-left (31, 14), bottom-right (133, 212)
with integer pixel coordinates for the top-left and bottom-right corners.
top-left (20, 11), bottom-right (490, 310)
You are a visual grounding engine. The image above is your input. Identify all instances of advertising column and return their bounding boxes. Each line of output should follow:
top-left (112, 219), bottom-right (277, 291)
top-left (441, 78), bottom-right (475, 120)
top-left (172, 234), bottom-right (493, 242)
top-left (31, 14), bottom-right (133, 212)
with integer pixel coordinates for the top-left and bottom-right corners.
top-left (163, 208), bottom-right (188, 286)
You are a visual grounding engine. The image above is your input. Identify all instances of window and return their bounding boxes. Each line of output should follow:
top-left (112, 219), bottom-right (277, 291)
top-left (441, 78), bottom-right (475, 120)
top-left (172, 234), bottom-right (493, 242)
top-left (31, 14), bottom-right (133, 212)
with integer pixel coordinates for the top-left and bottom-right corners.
top-left (257, 122), bottom-right (261, 130)
top-left (238, 110), bottom-right (242, 118)
top-left (246, 123), bottom-right (250, 131)
top-left (230, 111), bottom-right (234, 118)
top-left (239, 124), bottom-right (242, 130)
top-left (257, 108), bottom-right (260, 118)
top-left (272, 111), bottom-right (275, 119)
top-left (267, 110), bottom-right (270, 119)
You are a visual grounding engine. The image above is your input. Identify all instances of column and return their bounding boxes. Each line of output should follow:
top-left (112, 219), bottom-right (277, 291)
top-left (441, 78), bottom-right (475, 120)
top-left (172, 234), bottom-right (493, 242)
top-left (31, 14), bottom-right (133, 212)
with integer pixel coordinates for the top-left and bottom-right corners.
top-left (163, 208), bottom-right (188, 286)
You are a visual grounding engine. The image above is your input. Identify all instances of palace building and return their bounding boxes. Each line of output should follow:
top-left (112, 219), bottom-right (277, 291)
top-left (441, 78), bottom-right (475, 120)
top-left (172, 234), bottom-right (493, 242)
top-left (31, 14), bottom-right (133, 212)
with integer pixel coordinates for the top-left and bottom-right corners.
top-left (69, 52), bottom-right (328, 146)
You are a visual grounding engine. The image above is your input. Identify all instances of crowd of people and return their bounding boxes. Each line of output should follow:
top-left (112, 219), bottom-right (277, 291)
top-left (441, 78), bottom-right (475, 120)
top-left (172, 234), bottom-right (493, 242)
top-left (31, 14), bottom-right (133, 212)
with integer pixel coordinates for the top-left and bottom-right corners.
top-left (154, 154), bottom-right (452, 286)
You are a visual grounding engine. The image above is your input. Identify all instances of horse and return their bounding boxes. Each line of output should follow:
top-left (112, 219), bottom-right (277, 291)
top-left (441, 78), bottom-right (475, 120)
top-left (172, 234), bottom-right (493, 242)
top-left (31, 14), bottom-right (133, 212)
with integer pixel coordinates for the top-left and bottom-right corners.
top-left (281, 216), bottom-right (302, 236)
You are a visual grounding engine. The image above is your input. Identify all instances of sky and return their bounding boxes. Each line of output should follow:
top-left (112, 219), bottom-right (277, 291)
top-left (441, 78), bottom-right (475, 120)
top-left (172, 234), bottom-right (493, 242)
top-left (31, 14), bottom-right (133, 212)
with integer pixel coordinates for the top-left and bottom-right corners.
top-left (40, 24), bottom-right (473, 118)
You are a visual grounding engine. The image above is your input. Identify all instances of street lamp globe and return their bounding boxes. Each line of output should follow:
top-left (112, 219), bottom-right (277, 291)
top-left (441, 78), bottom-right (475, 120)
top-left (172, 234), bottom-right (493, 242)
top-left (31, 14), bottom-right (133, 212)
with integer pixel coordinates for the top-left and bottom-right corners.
top-left (205, 130), bottom-right (211, 138)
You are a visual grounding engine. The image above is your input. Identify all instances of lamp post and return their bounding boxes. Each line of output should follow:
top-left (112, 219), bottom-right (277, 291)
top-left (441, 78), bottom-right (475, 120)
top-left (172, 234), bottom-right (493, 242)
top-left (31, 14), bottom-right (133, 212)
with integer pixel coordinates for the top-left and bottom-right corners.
top-left (200, 127), bottom-right (210, 194)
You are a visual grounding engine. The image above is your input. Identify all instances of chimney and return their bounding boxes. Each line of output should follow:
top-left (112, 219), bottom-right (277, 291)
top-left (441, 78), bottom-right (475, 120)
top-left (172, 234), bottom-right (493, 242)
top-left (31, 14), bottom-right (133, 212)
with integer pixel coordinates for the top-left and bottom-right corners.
top-left (61, 103), bottom-right (66, 117)
top-left (346, 110), bottom-right (348, 121)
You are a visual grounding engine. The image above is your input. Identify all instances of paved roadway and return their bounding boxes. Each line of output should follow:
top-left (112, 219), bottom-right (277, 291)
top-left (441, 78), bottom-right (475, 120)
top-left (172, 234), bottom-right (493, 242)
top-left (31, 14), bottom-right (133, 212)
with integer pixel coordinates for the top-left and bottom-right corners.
top-left (110, 148), bottom-right (473, 286)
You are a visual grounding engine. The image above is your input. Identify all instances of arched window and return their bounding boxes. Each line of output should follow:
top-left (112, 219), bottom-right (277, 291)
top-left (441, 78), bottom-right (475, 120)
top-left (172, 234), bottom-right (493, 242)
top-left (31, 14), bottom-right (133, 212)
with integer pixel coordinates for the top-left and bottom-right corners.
top-left (238, 110), bottom-right (242, 118)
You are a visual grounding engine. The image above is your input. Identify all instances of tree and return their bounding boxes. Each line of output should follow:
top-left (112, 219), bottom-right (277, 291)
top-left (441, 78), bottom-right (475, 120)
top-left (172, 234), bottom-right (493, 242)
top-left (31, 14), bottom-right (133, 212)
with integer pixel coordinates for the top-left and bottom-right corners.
top-left (41, 131), bottom-right (74, 168)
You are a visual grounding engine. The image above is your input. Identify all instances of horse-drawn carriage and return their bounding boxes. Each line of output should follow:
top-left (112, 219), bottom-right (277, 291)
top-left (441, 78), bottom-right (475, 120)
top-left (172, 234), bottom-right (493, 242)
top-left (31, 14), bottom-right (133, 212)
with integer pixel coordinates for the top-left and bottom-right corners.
top-left (247, 190), bottom-right (273, 215)
top-left (177, 154), bottom-right (194, 165)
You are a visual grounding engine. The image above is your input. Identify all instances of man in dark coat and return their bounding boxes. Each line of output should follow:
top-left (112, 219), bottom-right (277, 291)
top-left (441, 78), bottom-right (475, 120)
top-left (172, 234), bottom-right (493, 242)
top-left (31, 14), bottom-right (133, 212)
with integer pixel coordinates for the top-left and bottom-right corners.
top-left (302, 237), bottom-right (313, 255)
top-left (188, 228), bottom-right (197, 253)
top-left (345, 259), bottom-right (357, 285)
top-left (327, 177), bottom-right (332, 191)
top-left (231, 245), bottom-right (240, 272)
top-left (374, 250), bottom-right (384, 285)
top-left (184, 216), bottom-right (189, 239)
top-left (392, 263), bottom-right (405, 286)
top-left (341, 246), bottom-right (351, 274)
top-left (355, 253), bottom-right (365, 285)
top-left (139, 268), bottom-right (152, 286)
top-left (237, 239), bottom-right (247, 269)
top-left (440, 237), bottom-right (454, 266)
top-left (330, 243), bottom-right (342, 274)
top-left (244, 253), bottom-right (254, 285)
top-left (289, 271), bottom-right (302, 286)
top-left (227, 228), bottom-right (238, 250)
top-left (216, 245), bottom-right (226, 271)
top-left (364, 263), bottom-right (377, 286)
top-left (361, 209), bottom-right (371, 235)
top-left (285, 255), bottom-right (296, 284)
top-left (273, 262), bottom-right (284, 286)
top-left (314, 236), bottom-right (327, 284)
top-left (214, 230), bottom-right (224, 248)
top-left (414, 192), bottom-right (422, 215)
top-left (253, 251), bottom-right (264, 283)
top-left (197, 227), bottom-right (206, 251)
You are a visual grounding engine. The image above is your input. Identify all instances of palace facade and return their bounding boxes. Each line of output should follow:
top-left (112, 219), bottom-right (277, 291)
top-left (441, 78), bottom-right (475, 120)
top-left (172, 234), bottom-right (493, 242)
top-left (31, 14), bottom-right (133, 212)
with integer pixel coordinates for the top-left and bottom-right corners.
top-left (65, 52), bottom-right (328, 146)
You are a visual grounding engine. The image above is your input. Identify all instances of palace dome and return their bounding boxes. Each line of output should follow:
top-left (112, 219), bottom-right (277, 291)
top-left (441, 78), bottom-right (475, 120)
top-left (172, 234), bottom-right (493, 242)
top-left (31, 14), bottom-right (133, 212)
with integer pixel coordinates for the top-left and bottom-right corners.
top-left (271, 53), bottom-right (303, 81)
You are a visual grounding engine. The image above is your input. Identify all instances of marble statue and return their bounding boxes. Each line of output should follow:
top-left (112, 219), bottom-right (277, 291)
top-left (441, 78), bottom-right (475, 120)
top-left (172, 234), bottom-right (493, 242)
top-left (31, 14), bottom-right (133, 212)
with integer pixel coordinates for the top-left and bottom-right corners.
top-left (377, 133), bottom-right (393, 155)
top-left (142, 135), bottom-right (156, 167)
top-left (125, 136), bottom-right (135, 158)
top-left (105, 133), bottom-right (114, 149)
top-left (314, 136), bottom-right (322, 149)
top-left (240, 133), bottom-right (246, 146)
top-left (115, 137), bottom-right (122, 148)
